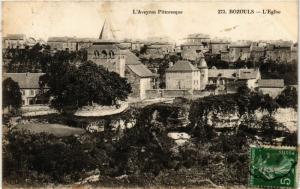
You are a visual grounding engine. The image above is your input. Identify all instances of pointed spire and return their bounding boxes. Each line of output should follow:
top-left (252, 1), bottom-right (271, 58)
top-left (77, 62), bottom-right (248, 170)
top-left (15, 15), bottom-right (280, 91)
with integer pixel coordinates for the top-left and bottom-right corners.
top-left (99, 18), bottom-right (116, 41)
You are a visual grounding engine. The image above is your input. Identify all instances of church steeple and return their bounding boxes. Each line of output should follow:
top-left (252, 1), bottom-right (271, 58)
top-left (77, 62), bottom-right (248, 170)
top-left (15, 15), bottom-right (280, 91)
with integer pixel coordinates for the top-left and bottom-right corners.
top-left (99, 19), bottom-right (116, 40)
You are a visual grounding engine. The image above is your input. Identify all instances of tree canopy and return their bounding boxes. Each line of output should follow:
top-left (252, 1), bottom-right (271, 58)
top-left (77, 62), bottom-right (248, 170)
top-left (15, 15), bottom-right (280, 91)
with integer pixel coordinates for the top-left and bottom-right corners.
top-left (276, 86), bottom-right (297, 109)
top-left (40, 61), bottom-right (131, 111)
top-left (3, 77), bottom-right (22, 110)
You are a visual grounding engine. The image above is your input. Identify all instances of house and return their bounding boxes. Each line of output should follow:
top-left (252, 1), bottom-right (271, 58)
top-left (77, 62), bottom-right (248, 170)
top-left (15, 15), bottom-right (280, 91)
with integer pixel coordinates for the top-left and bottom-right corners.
top-left (144, 42), bottom-right (173, 58)
top-left (210, 38), bottom-right (230, 55)
top-left (181, 33), bottom-right (210, 61)
top-left (265, 42), bottom-right (292, 63)
top-left (3, 73), bottom-right (48, 106)
top-left (2, 34), bottom-right (26, 49)
top-left (124, 50), bottom-right (157, 99)
top-left (250, 45), bottom-right (265, 63)
top-left (165, 60), bottom-right (201, 90)
top-left (185, 33), bottom-right (210, 49)
top-left (258, 79), bottom-right (285, 98)
top-left (131, 40), bottom-right (144, 51)
top-left (76, 38), bottom-right (96, 50)
top-left (228, 43), bottom-right (251, 62)
top-left (208, 68), bottom-right (260, 91)
top-left (47, 37), bottom-right (77, 51)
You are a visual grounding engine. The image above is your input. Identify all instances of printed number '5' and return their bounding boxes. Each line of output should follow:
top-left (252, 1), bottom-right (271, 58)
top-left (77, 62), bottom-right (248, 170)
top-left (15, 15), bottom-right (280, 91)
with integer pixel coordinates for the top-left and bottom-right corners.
top-left (280, 178), bottom-right (291, 185)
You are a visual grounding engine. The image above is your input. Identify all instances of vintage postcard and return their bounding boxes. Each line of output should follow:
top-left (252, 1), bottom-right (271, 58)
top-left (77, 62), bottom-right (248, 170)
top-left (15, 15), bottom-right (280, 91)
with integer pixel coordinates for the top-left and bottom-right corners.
top-left (1, 0), bottom-right (298, 188)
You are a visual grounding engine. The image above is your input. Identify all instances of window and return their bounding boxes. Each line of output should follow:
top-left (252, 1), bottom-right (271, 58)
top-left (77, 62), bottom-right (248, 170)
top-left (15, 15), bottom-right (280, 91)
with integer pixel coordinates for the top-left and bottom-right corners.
top-left (30, 90), bottom-right (34, 96)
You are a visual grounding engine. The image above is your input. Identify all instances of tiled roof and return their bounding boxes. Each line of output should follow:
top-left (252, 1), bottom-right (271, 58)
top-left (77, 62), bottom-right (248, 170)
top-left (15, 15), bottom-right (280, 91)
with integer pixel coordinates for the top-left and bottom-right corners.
top-left (3, 73), bottom-right (45, 89)
top-left (123, 50), bottom-right (140, 65)
top-left (208, 69), bottom-right (237, 79)
top-left (166, 60), bottom-right (199, 72)
top-left (121, 50), bottom-right (156, 77)
top-left (127, 64), bottom-right (156, 78)
top-left (258, 79), bottom-right (284, 88)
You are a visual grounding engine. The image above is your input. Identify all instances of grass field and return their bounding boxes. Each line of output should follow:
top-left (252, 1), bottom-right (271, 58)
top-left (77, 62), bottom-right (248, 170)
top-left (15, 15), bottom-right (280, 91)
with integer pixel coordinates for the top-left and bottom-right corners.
top-left (14, 123), bottom-right (85, 137)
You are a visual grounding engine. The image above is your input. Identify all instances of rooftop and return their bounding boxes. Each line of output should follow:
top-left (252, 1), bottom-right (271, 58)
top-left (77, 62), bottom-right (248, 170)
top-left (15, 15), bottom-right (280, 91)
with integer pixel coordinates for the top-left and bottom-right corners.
top-left (3, 73), bottom-right (45, 89)
top-left (208, 68), bottom-right (259, 79)
top-left (258, 79), bottom-right (285, 88)
top-left (166, 60), bottom-right (199, 72)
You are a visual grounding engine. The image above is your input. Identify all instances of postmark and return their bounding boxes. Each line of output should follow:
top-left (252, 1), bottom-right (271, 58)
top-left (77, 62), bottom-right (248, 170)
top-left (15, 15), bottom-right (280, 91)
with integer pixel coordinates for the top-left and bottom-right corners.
top-left (249, 146), bottom-right (298, 188)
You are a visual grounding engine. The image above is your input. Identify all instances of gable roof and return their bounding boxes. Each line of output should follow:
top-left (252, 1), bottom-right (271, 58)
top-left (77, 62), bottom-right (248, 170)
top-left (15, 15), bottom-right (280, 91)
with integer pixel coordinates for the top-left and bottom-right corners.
top-left (127, 64), bottom-right (156, 78)
top-left (208, 69), bottom-right (237, 79)
top-left (166, 60), bottom-right (199, 72)
top-left (123, 50), bottom-right (141, 65)
top-left (121, 50), bottom-right (156, 78)
top-left (3, 73), bottom-right (45, 89)
top-left (258, 79), bottom-right (284, 88)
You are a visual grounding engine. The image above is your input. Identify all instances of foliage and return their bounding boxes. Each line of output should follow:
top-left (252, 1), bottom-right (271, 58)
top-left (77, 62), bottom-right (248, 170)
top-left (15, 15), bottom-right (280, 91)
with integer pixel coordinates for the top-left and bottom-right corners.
top-left (260, 62), bottom-right (297, 85)
top-left (114, 105), bottom-right (176, 176)
top-left (2, 77), bottom-right (22, 110)
top-left (40, 61), bottom-right (131, 111)
top-left (4, 44), bottom-right (88, 73)
top-left (205, 54), bottom-right (229, 69)
top-left (276, 86), bottom-right (297, 109)
top-left (3, 130), bottom-right (110, 184)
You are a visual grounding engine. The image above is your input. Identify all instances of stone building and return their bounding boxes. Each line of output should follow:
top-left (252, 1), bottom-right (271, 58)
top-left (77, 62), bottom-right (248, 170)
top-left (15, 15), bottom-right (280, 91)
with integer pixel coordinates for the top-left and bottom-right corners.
top-left (228, 44), bottom-right (251, 62)
top-left (124, 50), bottom-right (157, 99)
top-left (265, 42), bottom-right (292, 63)
top-left (76, 38), bottom-right (96, 50)
top-left (250, 46), bottom-right (265, 63)
top-left (144, 42), bottom-right (173, 59)
top-left (166, 60), bottom-right (201, 90)
top-left (195, 52), bottom-right (208, 90)
top-left (131, 40), bottom-right (144, 51)
top-left (208, 68), bottom-right (260, 91)
top-left (3, 34), bottom-right (26, 49)
top-left (258, 79), bottom-right (285, 98)
top-left (181, 33), bottom-right (210, 61)
top-left (3, 73), bottom-right (48, 106)
top-left (210, 39), bottom-right (230, 55)
top-left (87, 19), bottom-right (156, 99)
top-left (47, 37), bottom-right (77, 51)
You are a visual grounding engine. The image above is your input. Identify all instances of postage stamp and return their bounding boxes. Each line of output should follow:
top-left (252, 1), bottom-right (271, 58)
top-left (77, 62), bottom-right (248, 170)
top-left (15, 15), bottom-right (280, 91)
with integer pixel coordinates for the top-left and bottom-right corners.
top-left (249, 146), bottom-right (298, 188)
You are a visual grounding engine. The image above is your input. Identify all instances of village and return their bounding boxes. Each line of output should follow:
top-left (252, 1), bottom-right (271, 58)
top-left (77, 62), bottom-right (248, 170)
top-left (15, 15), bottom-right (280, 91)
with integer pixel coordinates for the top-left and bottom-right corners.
top-left (2, 20), bottom-right (298, 109)
top-left (2, 17), bottom-right (298, 188)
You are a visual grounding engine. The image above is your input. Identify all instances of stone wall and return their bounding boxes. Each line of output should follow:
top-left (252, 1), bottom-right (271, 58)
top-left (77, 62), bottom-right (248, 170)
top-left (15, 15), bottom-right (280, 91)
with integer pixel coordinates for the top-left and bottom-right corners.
top-left (145, 89), bottom-right (191, 98)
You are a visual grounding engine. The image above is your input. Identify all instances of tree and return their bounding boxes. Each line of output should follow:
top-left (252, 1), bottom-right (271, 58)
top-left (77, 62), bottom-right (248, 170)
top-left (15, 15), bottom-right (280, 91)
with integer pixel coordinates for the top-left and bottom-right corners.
top-left (3, 78), bottom-right (22, 111)
top-left (276, 86), bottom-right (297, 109)
top-left (41, 61), bottom-right (131, 111)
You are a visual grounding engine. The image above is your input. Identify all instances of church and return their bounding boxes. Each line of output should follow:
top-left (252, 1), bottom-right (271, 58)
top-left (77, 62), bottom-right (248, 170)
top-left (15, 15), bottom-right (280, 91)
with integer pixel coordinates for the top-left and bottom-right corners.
top-left (87, 20), bottom-right (156, 99)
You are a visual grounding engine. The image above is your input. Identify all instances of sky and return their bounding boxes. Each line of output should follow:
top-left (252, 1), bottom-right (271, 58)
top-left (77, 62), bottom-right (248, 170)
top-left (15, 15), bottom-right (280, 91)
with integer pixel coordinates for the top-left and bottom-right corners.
top-left (2, 1), bottom-right (298, 44)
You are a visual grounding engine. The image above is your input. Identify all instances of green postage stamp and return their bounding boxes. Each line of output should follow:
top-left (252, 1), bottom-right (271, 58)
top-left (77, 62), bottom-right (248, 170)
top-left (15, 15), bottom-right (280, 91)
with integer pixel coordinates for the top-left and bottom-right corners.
top-left (249, 146), bottom-right (298, 188)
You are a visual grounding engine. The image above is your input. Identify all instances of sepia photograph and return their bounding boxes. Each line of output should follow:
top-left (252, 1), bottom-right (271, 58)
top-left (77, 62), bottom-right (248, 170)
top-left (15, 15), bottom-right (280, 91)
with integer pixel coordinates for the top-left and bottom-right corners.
top-left (1, 1), bottom-right (298, 188)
